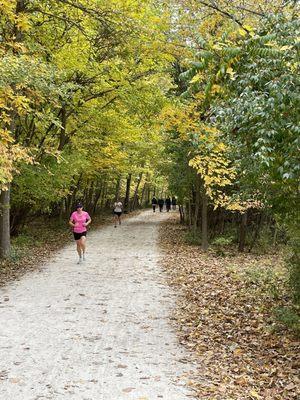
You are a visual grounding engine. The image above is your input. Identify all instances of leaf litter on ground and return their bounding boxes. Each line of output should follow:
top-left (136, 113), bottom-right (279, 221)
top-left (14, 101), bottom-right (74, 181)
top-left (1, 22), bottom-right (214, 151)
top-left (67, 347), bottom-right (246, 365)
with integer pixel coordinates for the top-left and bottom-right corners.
top-left (159, 215), bottom-right (300, 400)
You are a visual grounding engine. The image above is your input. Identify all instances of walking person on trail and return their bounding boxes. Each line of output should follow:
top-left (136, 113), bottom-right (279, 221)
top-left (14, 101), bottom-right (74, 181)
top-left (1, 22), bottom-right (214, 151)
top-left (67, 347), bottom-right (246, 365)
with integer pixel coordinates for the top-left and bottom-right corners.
top-left (152, 196), bottom-right (158, 212)
top-left (158, 198), bottom-right (164, 212)
top-left (113, 199), bottom-right (123, 227)
top-left (172, 196), bottom-right (177, 210)
top-left (165, 196), bottom-right (171, 212)
top-left (69, 203), bottom-right (91, 264)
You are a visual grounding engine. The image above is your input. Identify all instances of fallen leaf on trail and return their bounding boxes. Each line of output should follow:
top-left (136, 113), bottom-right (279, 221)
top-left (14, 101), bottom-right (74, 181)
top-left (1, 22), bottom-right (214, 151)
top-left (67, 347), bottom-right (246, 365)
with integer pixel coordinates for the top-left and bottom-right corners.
top-left (116, 364), bottom-right (128, 369)
top-left (10, 378), bottom-right (21, 384)
top-left (122, 387), bottom-right (135, 393)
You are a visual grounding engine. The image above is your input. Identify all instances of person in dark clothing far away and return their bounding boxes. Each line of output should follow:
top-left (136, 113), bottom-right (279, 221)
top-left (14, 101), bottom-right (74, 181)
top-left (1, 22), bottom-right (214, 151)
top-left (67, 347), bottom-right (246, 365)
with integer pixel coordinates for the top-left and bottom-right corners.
top-left (165, 196), bottom-right (171, 212)
top-left (158, 198), bottom-right (164, 212)
top-left (172, 196), bottom-right (177, 210)
top-left (152, 196), bottom-right (158, 212)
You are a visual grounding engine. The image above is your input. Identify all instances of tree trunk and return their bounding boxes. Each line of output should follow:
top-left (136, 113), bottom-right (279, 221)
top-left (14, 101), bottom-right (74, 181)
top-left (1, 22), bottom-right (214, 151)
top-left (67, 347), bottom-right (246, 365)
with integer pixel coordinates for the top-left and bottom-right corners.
top-left (201, 191), bottom-right (208, 251)
top-left (100, 181), bottom-right (107, 209)
top-left (0, 187), bottom-right (11, 259)
top-left (131, 173), bottom-right (143, 211)
top-left (69, 173), bottom-right (82, 213)
top-left (85, 181), bottom-right (94, 213)
top-left (141, 173), bottom-right (150, 207)
top-left (193, 175), bottom-right (201, 234)
top-left (238, 211), bottom-right (248, 252)
top-left (273, 223), bottom-right (278, 247)
top-left (114, 177), bottom-right (121, 202)
top-left (124, 173), bottom-right (132, 213)
top-left (0, 0), bottom-right (25, 257)
top-left (179, 205), bottom-right (185, 224)
top-left (248, 212), bottom-right (264, 252)
top-left (140, 183), bottom-right (147, 207)
top-left (146, 184), bottom-right (151, 205)
top-left (59, 198), bottom-right (65, 223)
top-left (92, 187), bottom-right (102, 215)
top-left (188, 199), bottom-right (192, 227)
top-left (220, 210), bottom-right (225, 235)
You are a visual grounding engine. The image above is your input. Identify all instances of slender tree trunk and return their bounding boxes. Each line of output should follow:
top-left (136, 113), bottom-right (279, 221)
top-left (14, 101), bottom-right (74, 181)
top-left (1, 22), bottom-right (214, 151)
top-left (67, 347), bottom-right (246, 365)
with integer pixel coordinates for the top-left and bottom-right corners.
top-left (0, 187), bottom-right (11, 259)
top-left (131, 173), bottom-right (143, 211)
top-left (140, 183), bottom-right (147, 207)
top-left (188, 199), bottom-right (192, 227)
top-left (141, 173), bottom-right (149, 207)
top-left (248, 212), bottom-right (264, 252)
top-left (58, 103), bottom-right (68, 151)
top-left (220, 210), bottom-right (225, 235)
top-left (114, 177), bottom-right (121, 202)
top-left (100, 181), bottom-right (107, 209)
top-left (194, 175), bottom-right (201, 234)
top-left (92, 187), bottom-right (102, 214)
top-left (0, 0), bottom-right (25, 258)
top-left (146, 184), bottom-right (151, 205)
top-left (179, 205), bottom-right (185, 224)
top-left (85, 181), bottom-right (94, 212)
top-left (69, 173), bottom-right (82, 212)
top-left (273, 223), bottom-right (278, 247)
top-left (201, 191), bottom-right (208, 251)
top-left (59, 199), bottom-right (65, 223)
top-left (238, 211), bottom-right (248, 252)
top-left (124, 173), bottom-right (132, 213)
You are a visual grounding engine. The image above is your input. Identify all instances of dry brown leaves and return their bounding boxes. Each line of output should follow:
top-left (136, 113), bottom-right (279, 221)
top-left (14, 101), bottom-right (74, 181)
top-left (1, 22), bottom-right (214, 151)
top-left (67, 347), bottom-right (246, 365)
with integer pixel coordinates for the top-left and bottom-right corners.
top-left (159, 216), bottom-right (300, 400)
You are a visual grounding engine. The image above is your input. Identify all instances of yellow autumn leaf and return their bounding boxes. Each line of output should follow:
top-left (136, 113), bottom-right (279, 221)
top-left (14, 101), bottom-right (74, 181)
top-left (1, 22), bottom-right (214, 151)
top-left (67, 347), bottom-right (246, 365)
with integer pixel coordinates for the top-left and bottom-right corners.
top-left (250, 389), bottom-right (261, 399)
top-left (190, 73), bottom-right (201, 84)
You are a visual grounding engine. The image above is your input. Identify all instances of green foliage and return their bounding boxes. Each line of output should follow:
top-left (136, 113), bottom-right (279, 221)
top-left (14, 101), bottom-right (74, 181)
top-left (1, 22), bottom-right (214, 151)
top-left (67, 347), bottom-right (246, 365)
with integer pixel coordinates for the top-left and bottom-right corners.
top-left (11, 154), bottom-right (82, 212)
top-left (275, 307), bottom-right (300, 336)
top-left (287, 215), bottom-right (300, 305)
top-left (212, 235), bottom-right (235, 247)
top-left (0, 0), bottom-right (172, 235)
top-left (184, 229), bottom-right (202, 246)
top-left (243, 265), bottom-right (282, 301)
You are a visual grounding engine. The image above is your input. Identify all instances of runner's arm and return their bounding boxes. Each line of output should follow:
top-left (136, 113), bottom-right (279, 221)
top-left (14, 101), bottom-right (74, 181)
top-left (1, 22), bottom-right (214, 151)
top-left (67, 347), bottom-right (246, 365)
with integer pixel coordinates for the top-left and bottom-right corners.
top-left (84, 218), bottom-right (92, 227)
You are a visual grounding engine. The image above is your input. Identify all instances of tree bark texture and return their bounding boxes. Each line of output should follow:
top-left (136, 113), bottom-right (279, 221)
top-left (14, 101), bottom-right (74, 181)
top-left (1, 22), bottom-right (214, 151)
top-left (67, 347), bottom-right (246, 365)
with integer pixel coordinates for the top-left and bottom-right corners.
top-left (201, 191), bottom-right (209, 251)
top-left (0, 187), bottom-right (11, 259)
top-left (238, 211), bottom-right (248, 252)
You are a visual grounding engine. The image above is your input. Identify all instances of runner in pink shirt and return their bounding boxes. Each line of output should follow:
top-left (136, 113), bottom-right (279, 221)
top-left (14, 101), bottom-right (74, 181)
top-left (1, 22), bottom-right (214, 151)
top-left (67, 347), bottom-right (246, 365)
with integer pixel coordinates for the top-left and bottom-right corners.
top-left (69, 203), bottom-right (91, 264)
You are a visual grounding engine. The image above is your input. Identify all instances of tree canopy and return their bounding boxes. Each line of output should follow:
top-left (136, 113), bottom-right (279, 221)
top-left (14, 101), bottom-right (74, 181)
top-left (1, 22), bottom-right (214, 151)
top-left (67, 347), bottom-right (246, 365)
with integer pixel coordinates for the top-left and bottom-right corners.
top-left (0, 0), bottom-right (299, 303)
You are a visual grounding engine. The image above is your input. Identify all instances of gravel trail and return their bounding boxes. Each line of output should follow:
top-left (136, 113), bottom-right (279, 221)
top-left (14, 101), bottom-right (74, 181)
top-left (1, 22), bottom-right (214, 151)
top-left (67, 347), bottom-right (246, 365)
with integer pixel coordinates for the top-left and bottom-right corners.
top-left (0, 210), bottom-right (194, 400)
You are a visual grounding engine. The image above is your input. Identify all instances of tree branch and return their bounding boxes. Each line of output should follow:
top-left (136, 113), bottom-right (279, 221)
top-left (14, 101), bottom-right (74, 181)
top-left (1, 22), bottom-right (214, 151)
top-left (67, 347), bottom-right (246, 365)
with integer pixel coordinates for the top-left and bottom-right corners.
top-left (197, 1), bottom-right (250, 32)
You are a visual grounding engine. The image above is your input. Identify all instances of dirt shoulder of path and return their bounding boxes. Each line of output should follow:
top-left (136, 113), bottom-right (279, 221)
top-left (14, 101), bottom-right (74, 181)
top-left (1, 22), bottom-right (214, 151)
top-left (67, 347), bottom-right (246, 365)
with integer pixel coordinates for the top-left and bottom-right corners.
top-left (159, 215), bottom-right (300, 400)
top-left (0, 210), bottom-right (140, 287)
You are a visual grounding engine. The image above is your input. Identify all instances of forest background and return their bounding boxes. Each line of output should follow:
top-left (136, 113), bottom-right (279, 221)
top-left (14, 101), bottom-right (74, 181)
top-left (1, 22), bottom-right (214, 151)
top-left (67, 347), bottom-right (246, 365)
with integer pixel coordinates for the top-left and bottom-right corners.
top-left (0, 0), bottom-right (299, 334)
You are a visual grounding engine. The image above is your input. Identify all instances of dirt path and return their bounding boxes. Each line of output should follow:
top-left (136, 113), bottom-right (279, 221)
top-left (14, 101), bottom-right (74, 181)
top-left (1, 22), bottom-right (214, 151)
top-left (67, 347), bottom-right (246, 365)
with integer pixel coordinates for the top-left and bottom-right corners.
top-left (0, 210), bottom-right (195, 400)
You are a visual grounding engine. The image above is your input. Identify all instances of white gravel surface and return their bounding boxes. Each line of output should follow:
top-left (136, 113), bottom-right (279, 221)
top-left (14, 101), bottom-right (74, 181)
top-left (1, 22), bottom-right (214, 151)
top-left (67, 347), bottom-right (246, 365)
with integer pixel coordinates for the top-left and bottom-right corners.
top-left (0, 210), bottom-right (195, 400)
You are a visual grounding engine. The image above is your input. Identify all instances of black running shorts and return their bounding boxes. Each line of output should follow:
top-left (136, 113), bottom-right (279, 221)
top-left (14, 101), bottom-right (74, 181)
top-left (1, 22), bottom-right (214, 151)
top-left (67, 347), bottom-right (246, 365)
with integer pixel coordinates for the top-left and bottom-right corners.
top-left (73, 231), bottom-right (87, 241)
